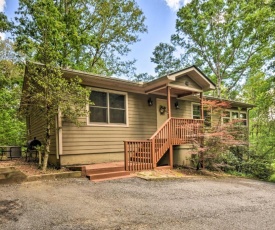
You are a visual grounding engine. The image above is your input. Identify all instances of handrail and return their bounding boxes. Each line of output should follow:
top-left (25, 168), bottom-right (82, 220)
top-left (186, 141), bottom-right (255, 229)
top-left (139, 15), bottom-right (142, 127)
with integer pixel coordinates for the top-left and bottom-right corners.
top-left (150, 117), bottom-right (172, 139)
top-left (124, 118), bottom-right (204, 171)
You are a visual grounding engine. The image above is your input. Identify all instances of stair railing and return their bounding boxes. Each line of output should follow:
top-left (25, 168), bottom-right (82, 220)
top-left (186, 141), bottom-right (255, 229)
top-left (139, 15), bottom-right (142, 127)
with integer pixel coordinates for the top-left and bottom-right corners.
top-left (124, 118), bottom-right (204, 171)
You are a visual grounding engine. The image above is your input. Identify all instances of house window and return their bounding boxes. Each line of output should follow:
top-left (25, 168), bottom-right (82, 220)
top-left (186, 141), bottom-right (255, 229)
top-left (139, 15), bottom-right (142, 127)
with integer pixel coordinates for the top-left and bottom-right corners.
top-left (222, 110), bottom-right (247, 126)
top-left (192, 104), bottom-right (211, 127)
top-left (89, 89), bottom-right (127, 125)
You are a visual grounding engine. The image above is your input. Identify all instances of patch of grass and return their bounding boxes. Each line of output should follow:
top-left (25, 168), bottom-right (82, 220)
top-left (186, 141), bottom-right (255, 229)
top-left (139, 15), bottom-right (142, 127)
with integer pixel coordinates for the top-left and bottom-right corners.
top-left (269, 174), bottom-right (275, 183)
top-left (226, 170), bottom-right (253, 178)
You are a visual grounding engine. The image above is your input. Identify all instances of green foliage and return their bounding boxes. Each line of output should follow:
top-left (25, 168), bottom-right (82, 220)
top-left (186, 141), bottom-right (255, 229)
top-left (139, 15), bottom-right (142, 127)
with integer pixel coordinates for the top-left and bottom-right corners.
top-left (14, 0), bottom-right (147, 77)
top-left (269, 174), bottom-right (275, 182)
top-left (171, 0), bottom-right (275, 98)
top-left (21, 63), bottom-right (90, 171)
top-left (0, 40), bottom-right (26, 146)
top-left (150, 43), bottom-right (182, 77)
top-left (131, 72), bottom-right (155, 82)
top-left (13, 0), bottom-right (147, 171)
top-left (0, 12), bottom-right (12, 32)
top-left (241, 154), bottom-right (274, 180)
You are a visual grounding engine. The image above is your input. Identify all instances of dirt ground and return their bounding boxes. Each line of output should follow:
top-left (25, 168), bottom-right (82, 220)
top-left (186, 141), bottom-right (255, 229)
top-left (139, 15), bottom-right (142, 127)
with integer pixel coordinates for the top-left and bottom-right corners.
top-left (1, 176), bottom-right (275, 230)
top-left (0, 158), bottom-right (69, 176)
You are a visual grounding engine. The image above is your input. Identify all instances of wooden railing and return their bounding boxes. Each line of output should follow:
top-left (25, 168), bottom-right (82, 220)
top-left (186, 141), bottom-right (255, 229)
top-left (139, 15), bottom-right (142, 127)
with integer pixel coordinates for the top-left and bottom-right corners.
top-left (124, 118), bottom-right (204, 171)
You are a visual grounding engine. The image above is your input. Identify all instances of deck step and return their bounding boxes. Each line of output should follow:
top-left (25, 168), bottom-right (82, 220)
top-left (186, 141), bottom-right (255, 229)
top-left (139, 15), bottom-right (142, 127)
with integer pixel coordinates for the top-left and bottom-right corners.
top-left (85, 166), bottom-right (125, 174)
top-left (86, 170), bottom-right (130, 181)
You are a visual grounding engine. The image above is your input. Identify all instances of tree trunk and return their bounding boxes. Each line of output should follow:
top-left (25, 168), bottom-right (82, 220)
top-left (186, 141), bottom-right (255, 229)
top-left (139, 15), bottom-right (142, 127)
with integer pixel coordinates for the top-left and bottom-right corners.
top-left (42, 125), bottom-right (51, 172)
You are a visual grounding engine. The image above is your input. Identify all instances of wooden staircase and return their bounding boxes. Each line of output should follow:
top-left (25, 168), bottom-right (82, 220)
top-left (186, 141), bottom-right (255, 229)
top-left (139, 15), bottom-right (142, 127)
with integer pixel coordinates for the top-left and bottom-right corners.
top-left (83, 162), bottom-right (132, 182)
top-left (124, 118), bottom-right (203, 171)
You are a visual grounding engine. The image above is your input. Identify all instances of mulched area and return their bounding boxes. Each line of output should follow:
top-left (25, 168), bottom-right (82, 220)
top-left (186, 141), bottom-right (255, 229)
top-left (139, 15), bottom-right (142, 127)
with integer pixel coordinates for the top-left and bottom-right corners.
top-left (136, 166), bottom-right (229, 180)
top-left (0, 158), bottom-right (69, 176)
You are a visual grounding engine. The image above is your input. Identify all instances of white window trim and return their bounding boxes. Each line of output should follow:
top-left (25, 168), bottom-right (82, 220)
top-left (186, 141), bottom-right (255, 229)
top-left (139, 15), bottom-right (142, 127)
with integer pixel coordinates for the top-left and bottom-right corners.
top-left (221, 109), bottom-right (247, 126)
top-left (87, 87), bottom-right (129, 127)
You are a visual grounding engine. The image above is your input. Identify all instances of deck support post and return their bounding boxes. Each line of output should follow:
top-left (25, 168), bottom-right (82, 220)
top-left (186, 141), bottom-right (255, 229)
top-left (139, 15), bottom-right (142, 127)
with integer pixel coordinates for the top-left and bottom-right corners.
top-left (200, 92), bottom-right (204, 119)
top-left (199, 92), bottom-right (205, 169)
top-left (124, 141), bottom-right (128, 171)
top-left (152, 139), bottom-right (156, 169)
top-left (167, 86), bottom-right (171, 118)
top-left (169, 145), bottom-right (173, 169)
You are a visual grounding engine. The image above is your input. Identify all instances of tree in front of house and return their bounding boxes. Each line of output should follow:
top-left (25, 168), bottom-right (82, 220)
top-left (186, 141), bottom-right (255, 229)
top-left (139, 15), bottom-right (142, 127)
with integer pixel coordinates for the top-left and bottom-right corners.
top-left (21, 63), bottom-right (90, 171)
top-left (13, 0), bottom-right (147, 171)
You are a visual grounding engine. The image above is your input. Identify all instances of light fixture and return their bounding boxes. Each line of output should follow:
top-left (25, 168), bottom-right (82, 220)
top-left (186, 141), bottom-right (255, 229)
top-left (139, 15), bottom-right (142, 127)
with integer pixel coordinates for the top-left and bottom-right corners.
top-left (148, 98), bottom-right (153, 106)
top-left (175, 101), bottom-right (180, 109)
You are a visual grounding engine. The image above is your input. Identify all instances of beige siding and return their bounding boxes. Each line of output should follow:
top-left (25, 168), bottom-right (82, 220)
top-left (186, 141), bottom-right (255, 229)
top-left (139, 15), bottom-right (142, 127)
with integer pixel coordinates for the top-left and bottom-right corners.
top-left (61, 92), bottom-right (200, 165)
top-left (60, 89), bottom-right (249, 165)
top-left (170, 75), bottom-right (201, 91)
top-left (28, 106), bottom-right (57, 160)
top-left (171, 99), bottom-right (192, 119)
top-left (61, 93), bottom-right (158, 161)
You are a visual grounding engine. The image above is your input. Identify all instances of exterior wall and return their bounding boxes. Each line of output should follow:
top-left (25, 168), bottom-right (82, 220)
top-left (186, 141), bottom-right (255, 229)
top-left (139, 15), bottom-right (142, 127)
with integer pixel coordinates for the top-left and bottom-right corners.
top-left (60, 89), bottom-right (250, 166)
top-left (157, 144), bottom-right (197, 167)
top-left (27, 106), bottom-right (58, 165)
top-left (60, 92), bottom-right (198, 166)
top-left (60, 93), bottom-right (159, 165)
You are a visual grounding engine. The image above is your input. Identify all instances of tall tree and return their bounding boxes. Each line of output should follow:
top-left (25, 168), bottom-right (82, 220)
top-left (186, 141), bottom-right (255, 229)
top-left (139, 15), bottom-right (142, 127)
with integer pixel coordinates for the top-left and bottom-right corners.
top-left (171, 0), bottom-right (275, 98)
top-left (150, 42), bottom-right (182, 77)
top-left (14, 0), bottom-right (147, 171)
top-left (21, 63), bottom-right (90, 171)
top-left (0, 40), bottom-right (25, 146)
top-left (14, 0), bottom-right (147, 77)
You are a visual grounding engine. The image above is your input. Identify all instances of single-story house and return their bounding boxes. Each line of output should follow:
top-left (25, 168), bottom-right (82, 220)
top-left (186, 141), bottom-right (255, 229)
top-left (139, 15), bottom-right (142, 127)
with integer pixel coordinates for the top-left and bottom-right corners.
top-left (22, 64), bottom-right (254, 171)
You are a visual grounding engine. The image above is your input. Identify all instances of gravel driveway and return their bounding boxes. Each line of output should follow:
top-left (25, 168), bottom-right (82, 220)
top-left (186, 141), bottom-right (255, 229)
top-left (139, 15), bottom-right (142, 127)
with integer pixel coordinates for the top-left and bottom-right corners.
top-left (0, 177), bottom-right (274, 230)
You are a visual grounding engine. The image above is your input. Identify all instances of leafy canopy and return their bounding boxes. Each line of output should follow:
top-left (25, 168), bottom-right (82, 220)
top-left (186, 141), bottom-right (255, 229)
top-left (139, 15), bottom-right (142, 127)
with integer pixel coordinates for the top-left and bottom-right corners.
top-left (14, 0), bottom-right (147, 77)
top-left (0, 40), bottom-right (25, 146)
top-left (172, 0), bottom-right (275, 98)
top-left (150, 43), bottom-right (182, 77)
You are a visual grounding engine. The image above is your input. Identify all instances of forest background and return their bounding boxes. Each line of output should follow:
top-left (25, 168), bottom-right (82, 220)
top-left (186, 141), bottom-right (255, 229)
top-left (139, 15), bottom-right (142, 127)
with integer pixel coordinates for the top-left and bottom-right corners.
top-left (0, 0), bottom-right (274, 179)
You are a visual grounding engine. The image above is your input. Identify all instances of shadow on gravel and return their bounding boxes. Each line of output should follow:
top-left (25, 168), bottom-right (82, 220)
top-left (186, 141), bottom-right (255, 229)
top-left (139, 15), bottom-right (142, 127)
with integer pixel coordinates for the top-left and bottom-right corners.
top-left (0, 199), bottom-right (23, 224)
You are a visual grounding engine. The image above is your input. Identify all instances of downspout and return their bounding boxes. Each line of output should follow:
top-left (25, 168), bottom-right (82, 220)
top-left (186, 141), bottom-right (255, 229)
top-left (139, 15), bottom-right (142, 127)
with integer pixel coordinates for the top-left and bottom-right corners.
top-left (200, 92), bottom-right (204, 119)
top-left (55, 110), bottom-right (63, 160)
top-left (247, 107), bottom-right (253, 161)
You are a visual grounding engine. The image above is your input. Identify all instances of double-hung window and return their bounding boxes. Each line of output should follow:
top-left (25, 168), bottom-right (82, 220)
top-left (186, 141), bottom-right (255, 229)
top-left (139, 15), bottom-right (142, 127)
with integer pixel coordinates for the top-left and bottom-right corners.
top-left (89, 89), bottom-right (127, 125)
top-left (192, 104), bottom-right (211, 127)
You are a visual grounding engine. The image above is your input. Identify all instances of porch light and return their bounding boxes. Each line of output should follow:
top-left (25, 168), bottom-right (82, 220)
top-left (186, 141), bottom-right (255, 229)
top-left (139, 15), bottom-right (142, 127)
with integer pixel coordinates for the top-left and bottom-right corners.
top-left (175, 101), bottom-right (180, 109)
top-left (148, 98), bottom-right (153, 106)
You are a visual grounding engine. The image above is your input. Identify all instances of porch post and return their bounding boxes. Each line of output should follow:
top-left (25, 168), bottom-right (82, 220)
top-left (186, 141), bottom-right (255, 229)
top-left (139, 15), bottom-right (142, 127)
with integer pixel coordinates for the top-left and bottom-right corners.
top-left (200, 92), bottom-right (204, 119)
top-left (199, 92), bottom-right (204, 169)
top-left (169, 145), bottom-right (173, 169)
top-left (167, 86), bottom-right (171, 118)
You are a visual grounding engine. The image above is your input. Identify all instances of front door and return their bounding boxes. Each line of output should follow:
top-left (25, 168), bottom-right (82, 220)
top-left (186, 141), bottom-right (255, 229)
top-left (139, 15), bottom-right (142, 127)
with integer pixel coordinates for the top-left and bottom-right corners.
top-left (156, 99), bottom-right (168, 128)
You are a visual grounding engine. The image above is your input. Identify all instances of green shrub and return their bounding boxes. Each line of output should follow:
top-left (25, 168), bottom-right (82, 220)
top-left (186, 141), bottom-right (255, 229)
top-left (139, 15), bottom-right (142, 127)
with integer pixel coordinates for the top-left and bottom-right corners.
top-left (241, 160), bottom-right (274, 180)
top-left (269, 174), bottom-right (275, 183)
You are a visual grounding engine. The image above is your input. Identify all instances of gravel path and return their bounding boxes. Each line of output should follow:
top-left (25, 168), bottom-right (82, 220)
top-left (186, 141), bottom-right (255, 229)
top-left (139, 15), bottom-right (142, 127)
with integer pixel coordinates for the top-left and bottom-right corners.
top-left (0, 177), bottom-right (274, 230)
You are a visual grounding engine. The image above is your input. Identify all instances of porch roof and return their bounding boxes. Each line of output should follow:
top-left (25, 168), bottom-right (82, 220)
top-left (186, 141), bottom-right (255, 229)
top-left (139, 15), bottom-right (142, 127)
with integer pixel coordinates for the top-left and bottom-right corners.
top-left (143, 65), bottom-right (216, 93)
